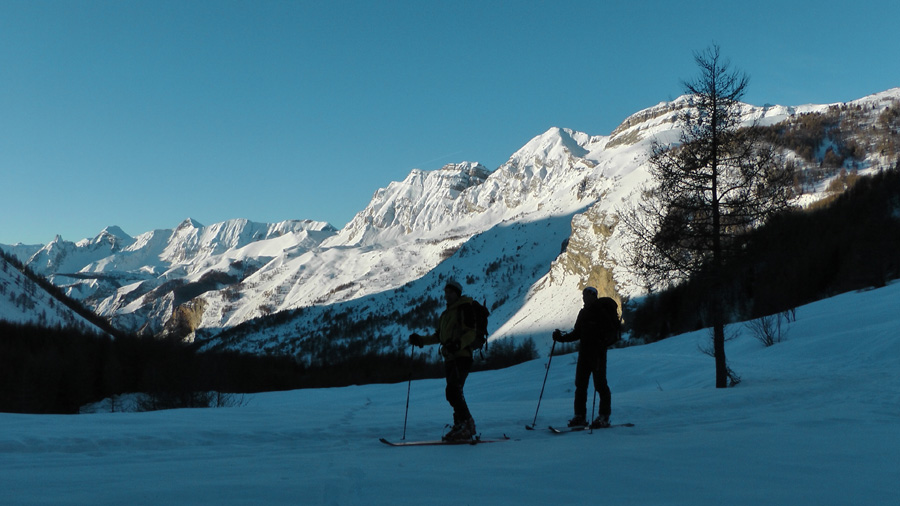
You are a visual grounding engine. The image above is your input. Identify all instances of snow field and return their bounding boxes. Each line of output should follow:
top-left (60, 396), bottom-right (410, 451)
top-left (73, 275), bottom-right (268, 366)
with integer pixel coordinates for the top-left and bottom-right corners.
top-left (1, 282), bottom-right (898, 505)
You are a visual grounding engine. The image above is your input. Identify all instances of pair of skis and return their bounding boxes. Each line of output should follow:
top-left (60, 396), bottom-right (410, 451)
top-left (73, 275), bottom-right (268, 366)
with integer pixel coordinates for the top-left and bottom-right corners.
top-left (381, 422), bottom-right (634, 446)
top-left (379, 435), bottom-right (509, 447)
top-left (542, 422), bottom-right (635, 433)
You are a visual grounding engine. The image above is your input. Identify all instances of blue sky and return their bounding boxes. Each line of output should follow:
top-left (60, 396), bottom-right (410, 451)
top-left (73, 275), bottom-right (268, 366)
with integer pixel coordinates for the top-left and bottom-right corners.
top-left (2, 0), bottom-right (898, 245)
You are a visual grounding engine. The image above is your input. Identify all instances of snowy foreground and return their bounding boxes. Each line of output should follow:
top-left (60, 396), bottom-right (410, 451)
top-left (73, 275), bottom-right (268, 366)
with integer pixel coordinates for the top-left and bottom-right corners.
top-left (2, 284), bottom-right (899, 506)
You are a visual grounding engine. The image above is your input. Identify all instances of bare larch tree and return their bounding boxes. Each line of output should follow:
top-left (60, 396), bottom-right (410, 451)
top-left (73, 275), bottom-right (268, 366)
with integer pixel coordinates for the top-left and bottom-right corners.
top-left (622, 45), bottom-right (795, 388)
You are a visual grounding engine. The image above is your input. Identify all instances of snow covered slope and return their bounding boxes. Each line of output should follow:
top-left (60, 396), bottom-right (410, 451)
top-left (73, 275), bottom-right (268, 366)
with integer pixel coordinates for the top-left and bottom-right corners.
top-left (0, 254), bottom-right (105, 334)
top-left (2, 281), bottom-right (897, 505)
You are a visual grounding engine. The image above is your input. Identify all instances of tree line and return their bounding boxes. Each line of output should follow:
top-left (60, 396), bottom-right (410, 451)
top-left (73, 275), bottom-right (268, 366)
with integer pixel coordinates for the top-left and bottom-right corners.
top-left (0, 322), bottom-right (308, 414)
top-left (0, 321), bottom-right (538, 414)
top-left (626, 159), bottom-right (900, 345)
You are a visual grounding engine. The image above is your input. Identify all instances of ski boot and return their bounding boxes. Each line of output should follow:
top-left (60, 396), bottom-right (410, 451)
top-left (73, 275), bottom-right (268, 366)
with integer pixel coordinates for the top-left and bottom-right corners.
top-left (443, 417), bottom-right (476, 441)
top-left (590, 415), bottom-right (610, 429)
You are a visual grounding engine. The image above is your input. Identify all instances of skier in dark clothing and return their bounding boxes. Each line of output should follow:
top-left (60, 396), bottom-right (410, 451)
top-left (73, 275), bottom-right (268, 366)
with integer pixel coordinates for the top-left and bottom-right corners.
top-left (553, 286), bottom-right (620, 428)
top-left (409, 279), bottom-right (478, 441)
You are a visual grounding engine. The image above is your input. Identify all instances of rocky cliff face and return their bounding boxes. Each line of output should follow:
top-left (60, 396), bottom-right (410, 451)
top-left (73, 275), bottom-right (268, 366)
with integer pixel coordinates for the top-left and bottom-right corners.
top-left (552, 204), bottom-right (621, 301)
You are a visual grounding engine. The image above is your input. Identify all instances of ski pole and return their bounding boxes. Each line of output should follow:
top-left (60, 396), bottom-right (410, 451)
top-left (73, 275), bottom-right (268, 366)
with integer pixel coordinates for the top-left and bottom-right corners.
top-left (528, 339), bottom-right (556, 429)
top-left (402, 346), bottom-right (413, 440)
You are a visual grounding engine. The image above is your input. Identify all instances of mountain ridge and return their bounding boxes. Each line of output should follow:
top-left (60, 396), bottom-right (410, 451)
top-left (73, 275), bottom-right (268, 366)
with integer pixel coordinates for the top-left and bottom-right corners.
top-left (2, 88), bottom-right (899, 354)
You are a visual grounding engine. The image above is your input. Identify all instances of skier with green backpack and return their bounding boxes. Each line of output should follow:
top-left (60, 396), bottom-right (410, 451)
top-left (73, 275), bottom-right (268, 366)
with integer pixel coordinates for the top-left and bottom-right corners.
top-left (409, 279), bottom-right (489, 441)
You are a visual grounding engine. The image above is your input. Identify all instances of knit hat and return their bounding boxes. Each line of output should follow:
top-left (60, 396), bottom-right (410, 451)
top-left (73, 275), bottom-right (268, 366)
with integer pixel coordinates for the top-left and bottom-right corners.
top-left (582, 286), bottom-right (598, 297)
top-left (445, 279), bottom-right (463, 295)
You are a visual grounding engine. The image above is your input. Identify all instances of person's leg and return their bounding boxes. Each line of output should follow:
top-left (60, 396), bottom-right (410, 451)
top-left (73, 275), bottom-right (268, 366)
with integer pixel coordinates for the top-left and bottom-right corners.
top-left (591, 350), bottom-right (611, 426)
top-left (444, 358), bottom-right (474, 438)
top-left (571, 352), bottom-right (590, 425)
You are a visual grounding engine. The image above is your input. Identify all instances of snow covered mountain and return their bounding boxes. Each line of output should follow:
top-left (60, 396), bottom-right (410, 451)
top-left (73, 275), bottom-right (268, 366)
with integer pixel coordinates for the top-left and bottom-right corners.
top-left (2, 88), bottom-right (899, 355)
top-left (0, 252), bottom-right (107, 334)
top-left (2, 219), bottom-right (336, 335)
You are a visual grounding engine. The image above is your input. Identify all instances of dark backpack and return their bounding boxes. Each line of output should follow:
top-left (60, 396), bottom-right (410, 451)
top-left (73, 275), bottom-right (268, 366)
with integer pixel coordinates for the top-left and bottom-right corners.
top-left (598, 297), bottom-right (621, 347)
top-left (469, 299), bottom-right (491, 350)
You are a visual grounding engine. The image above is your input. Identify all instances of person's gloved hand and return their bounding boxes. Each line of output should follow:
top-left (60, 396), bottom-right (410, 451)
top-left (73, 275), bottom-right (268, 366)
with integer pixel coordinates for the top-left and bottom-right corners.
top-left (408, 333), bottom-right (424, 348)
top-left (441, 340), bottom-right (460, 357)
top-left (552, 329), bottom-right (563, 342)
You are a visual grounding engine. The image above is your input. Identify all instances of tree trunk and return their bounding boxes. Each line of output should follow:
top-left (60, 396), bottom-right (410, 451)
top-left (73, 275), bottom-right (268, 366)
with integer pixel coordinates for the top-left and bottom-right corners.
top-left (711, 274), bottom-right (728, 388)
top-left (713, 321), bottom-right (728, 388)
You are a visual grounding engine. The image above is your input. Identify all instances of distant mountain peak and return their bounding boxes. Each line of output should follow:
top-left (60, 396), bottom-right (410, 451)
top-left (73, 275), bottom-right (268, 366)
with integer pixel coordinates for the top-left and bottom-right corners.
top-left (99, 225), bottom-right (131, 239)
top-left (510, 127), bottom-right (593, 162)
top-left (176, 218), bottom-right (204, 231)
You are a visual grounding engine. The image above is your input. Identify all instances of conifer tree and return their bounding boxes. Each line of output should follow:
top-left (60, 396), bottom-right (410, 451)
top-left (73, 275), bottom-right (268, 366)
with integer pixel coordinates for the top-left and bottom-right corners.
top-left (622, 45), bottom-right (794, 387)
